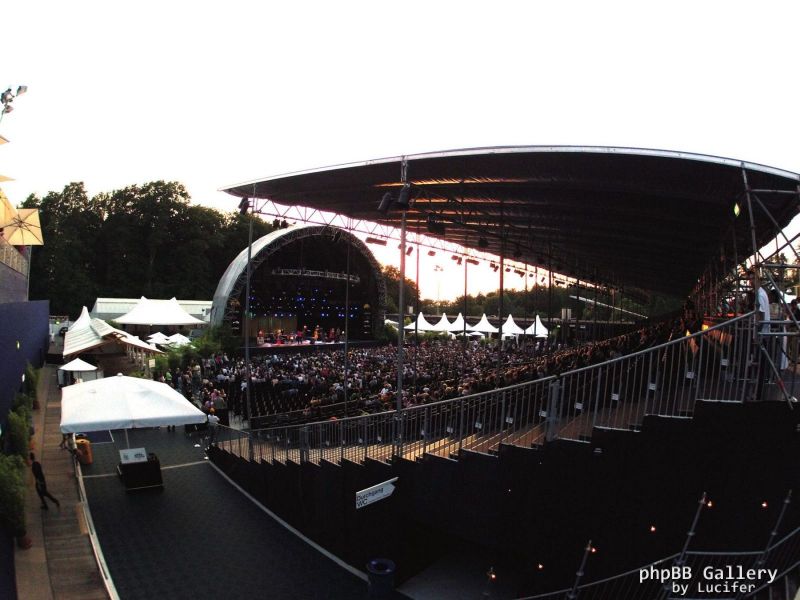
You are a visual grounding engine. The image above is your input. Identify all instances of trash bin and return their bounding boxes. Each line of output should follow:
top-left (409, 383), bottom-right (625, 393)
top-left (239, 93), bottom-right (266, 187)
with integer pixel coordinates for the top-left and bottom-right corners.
top-left (366, 558), bottom-right (395, 599)
top-left (75, 438), bottom-right (93, 465)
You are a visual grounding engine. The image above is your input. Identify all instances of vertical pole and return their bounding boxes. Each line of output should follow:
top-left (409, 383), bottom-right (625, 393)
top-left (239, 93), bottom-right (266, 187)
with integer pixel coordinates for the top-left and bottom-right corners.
top-left (244, 196), bottom-right (254, 430)
top-left (498, 242), bottom-right (505, 381)
top-left (462, 256), bottom-right (468, 378)
top-left (414, 229), bottom-right (420, 393)
top-left (548, 242), bottom-right (553, 329)
top-left (659, 492), bottom-right (707, 600)
top-left (343, 233), bottom-right (350, 407)
top-left (566, 540), bottom-right (593, 599)
top-left (396, 213), bottom-right (407, 411)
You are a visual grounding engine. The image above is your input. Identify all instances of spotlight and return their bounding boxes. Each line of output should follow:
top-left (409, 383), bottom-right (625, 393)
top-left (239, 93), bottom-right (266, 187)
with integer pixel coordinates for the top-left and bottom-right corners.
top-left (457, 257), bottom-right (463, 265)
top-left (451, 255), bottom-right (460, 261)
top-left (395, 184), bottom-right (411, 210)
top-left (466, 258), bottom-right (479, 266)
top-left (427, 250), bottom-right (436, 257)
top-left (238, 197), bottom-right (250, 215)
top-left (377, 192), bottom-right (394, 213)
top-left (426, 215), bottom-right (446, 236)
top-left (406, 246), bottom-right (413, 256)
top-left (478, 237), bottom-right (489, 249)
top-left (761, 501), bottom-right (768, 508)
top-left (16, 85), bottom-right (27, 96)
top-left (505, 267), bottom-right (511, 272)
top-left (365, 237), bottom-right (387, 246)
top-left (649, 525), bottom-right (657, 533)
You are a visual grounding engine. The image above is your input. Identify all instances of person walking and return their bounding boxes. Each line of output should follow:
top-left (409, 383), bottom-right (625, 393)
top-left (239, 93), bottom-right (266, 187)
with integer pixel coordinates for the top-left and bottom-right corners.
top-left (30, 453), bottom-right (60, 510)
top-left (206, 408), bottom-right (220, 447)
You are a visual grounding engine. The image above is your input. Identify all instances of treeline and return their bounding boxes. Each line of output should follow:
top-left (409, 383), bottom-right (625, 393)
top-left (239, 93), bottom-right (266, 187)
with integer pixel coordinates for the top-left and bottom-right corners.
top-left (22, 181), bottom-right (274, 317)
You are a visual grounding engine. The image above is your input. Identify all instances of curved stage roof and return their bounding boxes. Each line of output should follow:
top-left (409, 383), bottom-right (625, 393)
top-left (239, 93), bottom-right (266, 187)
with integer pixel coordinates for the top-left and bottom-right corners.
top-left (223, 146), bottom-right (800, 296)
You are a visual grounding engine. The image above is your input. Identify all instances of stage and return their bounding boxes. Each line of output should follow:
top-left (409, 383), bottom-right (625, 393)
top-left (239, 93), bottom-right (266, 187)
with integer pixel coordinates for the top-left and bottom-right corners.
top-left (241, 339), bottom-right (384, 355)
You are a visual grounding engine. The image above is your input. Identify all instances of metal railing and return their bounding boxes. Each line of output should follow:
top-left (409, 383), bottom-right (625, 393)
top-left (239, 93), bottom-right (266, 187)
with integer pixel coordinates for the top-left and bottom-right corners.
top-left (521, 525), bottom-right (800, 600)
top-left (0, 235), bottom-right (28, 274)
top-left (215, 312), bottom-right (771, 466)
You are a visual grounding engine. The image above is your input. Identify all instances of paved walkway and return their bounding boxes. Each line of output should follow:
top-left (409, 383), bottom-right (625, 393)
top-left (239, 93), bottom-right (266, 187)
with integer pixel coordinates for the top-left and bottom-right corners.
top-left (15, 365), bottom-right (107, 600)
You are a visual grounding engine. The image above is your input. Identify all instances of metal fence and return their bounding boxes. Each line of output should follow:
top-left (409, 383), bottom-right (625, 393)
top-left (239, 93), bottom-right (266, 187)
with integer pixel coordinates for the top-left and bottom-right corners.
top-left (0, 235), bottom-right (28, 274)
top-left (215, 311), bottom-right (772, 466)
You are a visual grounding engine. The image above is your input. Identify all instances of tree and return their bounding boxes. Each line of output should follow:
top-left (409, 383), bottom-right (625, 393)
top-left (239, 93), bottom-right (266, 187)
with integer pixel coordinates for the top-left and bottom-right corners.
top-left (382, 265), bottom-right (420, 315)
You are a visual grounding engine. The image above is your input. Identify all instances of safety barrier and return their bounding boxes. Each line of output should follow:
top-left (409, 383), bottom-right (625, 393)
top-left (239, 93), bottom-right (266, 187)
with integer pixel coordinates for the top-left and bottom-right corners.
top-left (216, 312), bottom-right (768, 465)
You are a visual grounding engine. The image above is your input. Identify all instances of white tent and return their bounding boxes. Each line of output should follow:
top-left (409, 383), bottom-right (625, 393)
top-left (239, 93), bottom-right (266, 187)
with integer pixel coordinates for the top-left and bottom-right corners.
top-left (404, 312), bottom-right (437, 332)
top-left (60, 357), bottom-right (98, 372)
top-left (430, 313), bottom-right (453, 332)
top-left (447, 313), bottom-right (467, 333)
top-left (60, 375), bottom-right (207, 435)
top-left (147, 331), bottom-right (169, 343)
top-left (468, 314), bottom-right (499, 334)
top-left (116, 297), bottom-right (204, 326)
top-left (165, 333), bottom-right (192, 347)
top-left (502, 314), bottom-right (526, 335)
top-left (524, 314), bottom-right (550, 338)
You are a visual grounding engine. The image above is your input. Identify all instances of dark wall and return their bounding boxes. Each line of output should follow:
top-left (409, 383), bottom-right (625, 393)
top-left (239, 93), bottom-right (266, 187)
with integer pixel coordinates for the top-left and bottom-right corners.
top-left (0, 300), bottom-right (50, 433)
top-left (0, 263), bottom-right (27, 305)
top-left (210, 401), bottom-right (800, 596)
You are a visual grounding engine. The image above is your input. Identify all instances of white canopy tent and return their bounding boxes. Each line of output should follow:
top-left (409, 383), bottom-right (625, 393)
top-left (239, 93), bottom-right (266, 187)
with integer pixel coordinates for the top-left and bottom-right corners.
top-left (116, 297), bottom-right (205, 326)
top-left (430, 313), bottom-right (453, 333)
top-left (404, 312), bottom-right (437, 332)
top-left (447, 313), bottom-right (467, 333)
top-left (502, 314), bottom-right (526, 335)
top-left (468, 314), bottom-right (499, 334)
top-left (165, 333), bottom-right (192, 347)
top-left (60, 375), bottom-right (207, 446)
top-left (525, 315), bottom-right (550, 338)
top-left (60, 357), bottom-right (98, 372)
top-left (147, 331), bottom-right (169, 344)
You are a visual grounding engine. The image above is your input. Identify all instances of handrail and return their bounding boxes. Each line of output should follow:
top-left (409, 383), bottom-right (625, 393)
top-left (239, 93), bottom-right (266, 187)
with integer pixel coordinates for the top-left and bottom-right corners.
top-left (74, 453), bottom-right (120, 600)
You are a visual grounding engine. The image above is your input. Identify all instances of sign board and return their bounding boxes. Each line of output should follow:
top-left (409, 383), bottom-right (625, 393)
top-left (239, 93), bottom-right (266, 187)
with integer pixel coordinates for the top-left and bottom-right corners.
top-left (356, 477), bottom-right (398, 509)
top-left (148, 359), bottom-right (156, 368)
top-left (119, 447), bottom-right (148, 464)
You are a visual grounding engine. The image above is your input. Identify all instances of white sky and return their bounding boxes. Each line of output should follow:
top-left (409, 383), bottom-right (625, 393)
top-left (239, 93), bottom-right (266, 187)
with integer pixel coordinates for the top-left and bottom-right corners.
top-left (3, 1), bottom-right (799, 302)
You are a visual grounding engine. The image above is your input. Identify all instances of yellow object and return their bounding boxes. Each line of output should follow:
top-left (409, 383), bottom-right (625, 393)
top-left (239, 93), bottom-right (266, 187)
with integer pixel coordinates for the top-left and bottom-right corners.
top-left (75, 438), bottom-right (93, 465)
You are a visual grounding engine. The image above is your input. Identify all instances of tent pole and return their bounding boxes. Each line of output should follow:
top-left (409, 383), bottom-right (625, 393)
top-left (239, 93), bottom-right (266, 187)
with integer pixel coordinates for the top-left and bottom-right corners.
top-left (125, 428), bottom-right (130, 449)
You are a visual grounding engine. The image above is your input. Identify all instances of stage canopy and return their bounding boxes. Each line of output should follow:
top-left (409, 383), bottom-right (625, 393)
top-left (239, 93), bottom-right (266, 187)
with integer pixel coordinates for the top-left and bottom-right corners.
top-left (116, 297), bottom-right (204, 326)
top-left (60, 375), bottom-right (207, 433)
top-left (223, 146), bottom-right (800, 297)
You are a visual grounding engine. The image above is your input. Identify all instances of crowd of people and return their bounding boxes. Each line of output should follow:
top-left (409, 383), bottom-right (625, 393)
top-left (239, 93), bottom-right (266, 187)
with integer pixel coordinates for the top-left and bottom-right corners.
top-left (152, 314), bottom-right (688, 429)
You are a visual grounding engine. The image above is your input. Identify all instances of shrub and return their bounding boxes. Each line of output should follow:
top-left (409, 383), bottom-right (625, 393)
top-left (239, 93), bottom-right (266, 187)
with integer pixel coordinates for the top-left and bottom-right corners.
top-left (0, 454), bottom-right (26, 536)
top-left (24, 362), bottom-right (39, 405)
top-left (12, 393), bottom-right (32, 413)
top-left (6, 410), bottom-right (30, 458)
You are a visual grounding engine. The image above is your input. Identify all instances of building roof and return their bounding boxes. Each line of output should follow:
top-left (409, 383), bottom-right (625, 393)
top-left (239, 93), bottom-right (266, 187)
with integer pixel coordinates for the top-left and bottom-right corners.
top-left (91, 298), bottom-right (211, 321)
top-left (64, 306), bottom-right (163, 357)
top-left (222, 145), bottom-right (800, 296)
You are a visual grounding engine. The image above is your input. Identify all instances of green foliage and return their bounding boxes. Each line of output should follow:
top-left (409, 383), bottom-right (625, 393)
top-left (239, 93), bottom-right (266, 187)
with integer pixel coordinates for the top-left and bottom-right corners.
top-left (382, 265), bottom-right (420, 315)
top-left (6, 411), bottom-right (30, 458)
top-left (12, 393), bottom-right (32, 414)
top-left (25, 180), bottom-right (276, 317)
top-left (23, 362), bottom-right (39, 404)
top-left (0, 454), bottom-right (26, 536)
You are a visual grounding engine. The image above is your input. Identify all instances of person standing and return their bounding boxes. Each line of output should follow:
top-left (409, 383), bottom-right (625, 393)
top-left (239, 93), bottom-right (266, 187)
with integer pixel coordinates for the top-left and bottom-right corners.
top-left (751, 269), bottom-right (771, 401)
top-left (207, 408), bottom-right (220, 447)
top-left (30, 453), bottom-right (60, 510)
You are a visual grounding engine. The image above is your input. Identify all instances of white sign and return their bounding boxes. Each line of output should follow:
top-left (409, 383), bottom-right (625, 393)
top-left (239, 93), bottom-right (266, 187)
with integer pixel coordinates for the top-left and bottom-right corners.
top-left (119, 447), bottom-right (148, 464)
top-left (356, 477), bottom-right (398, 509)
top-left (148, 359), bottom-right (156, 368)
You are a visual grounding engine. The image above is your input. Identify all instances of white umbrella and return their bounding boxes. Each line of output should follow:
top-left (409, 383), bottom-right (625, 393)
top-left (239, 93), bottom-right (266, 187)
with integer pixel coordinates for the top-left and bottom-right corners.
top-left (60, 374), bottom-right (207, 446)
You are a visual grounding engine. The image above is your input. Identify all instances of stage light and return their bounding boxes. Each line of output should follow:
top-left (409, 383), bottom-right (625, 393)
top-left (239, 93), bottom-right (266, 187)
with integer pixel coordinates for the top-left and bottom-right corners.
top-left (427, 250), bottom-right (436, 257)
top-left (478, 237), bottom-right (489, 249)
top-left (395, 184), bottom-right (411, 210)
top-left (514, 269), bottom-right (524, 277)
top-left (238, 197), bottom-right (250, 215)
top-left (406, 246), bottom-right (413, 256)
top-left (451, 255), bottom-right (460, 261)
top-left (649, 525), bottom-right (657, 533)
top-left (16, 85), bottom-right (27, 96)
top-left (761, 501), bottom-right (768, 508)
top-left (590, 546), bottom-right (597, 554)
top-left (457, 257), bottom-right (463, 265)
top-left (366, 237), bottom-right (387, 246)
top-left (377, 192), bottom-right (394, 213)
top-left (426, 215), bottom-right (446, 236)
top-left (466, 258), bottom-right (479, 266)
top-left (537, 564), bottom-right (544, 571)
top-left (505, 267), bottom-right (511, 272)
top-left (706, 500), bottom-right (714, 508)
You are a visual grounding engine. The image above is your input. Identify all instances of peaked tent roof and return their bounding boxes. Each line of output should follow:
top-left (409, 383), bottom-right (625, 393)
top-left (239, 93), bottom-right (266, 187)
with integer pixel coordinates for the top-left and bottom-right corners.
top-left (116, 297), bottom-right (204, 326)
top-left (430, 313), bottom-right (453, 332)
top-left (502, 314), bottom-right (526, 335)
top-left (165, 333), bottom-right (192, 347)
top-left (59, 357), bottom-right (98, 372)
top-left (469, 314), bottom-right (499, 333)
top-left (447, 313), bottom-right (467, 332)
top-left (524, 315), bottom-right (549, 338)
top-left (404, 312), bottom-right (437, 331)
top-left (147, 332), bottom-right (169, 343)
top-left (63, 307), bottom-right (163, 357)
top-left (60, 375), bottom-right (207, 433)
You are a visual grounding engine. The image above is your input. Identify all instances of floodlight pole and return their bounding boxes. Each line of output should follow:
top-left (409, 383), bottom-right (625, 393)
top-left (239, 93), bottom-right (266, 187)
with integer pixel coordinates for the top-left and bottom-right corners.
top-left (396, 209), bottom-right (407, 412)
top-left (343, 235), bottom-right (350, 406)
top-left (244, 198), bottom-right (254, 431)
